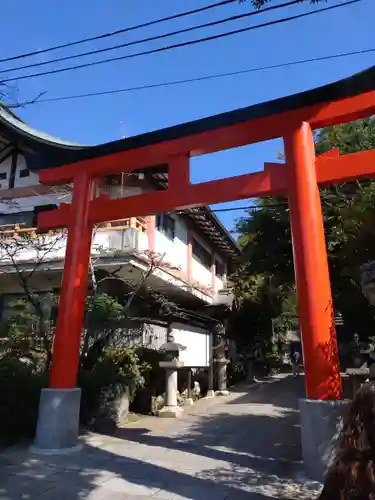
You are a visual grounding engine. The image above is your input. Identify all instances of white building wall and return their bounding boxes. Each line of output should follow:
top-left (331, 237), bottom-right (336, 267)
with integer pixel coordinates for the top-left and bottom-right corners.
top-left (14, 155), bottom-right (38, 188)
top-left (154, 215), bottom-right (188, 273)
top-left (214, 275), bottom-right (225, 292)
top-left (171, 322), bottom-right (211, 367)
top-left (0, 156), bottom-right (11, 190)
top-left (190, 232), bottom-right (213, 289)
top-left (0, 151), bottom-right (230, 296)
top-left (213, 254), bottom-right (227, 293)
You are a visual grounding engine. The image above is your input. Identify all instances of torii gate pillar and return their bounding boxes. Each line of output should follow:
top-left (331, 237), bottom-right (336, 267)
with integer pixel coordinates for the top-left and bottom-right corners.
top-left (285, 122), bottom-right (346, 482)
top-left (32, 172), bottom-right (95, 454)
top-left (285, 122), bottom-right (342, 401)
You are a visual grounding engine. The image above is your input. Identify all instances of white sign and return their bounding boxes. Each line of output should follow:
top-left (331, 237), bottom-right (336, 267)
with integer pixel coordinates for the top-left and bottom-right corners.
top-left (212, 288), bottom-right (234, 307)
top-left (171, 322), bottom-right (211, 367)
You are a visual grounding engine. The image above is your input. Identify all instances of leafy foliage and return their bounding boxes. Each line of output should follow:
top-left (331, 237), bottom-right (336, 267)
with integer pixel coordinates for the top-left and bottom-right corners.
top-left (232, 117), bottom-right (375, 355)
top-left (79, 346), bottom-right (148, 430)
top-left (0, 358), bottom-right (47, 444)
top-left (1, 295), bottom-right (56, 370)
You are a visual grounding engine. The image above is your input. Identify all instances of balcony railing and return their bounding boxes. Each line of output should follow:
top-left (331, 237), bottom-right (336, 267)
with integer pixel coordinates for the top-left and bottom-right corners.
top-left (0, 217), bottom-right (147, 238)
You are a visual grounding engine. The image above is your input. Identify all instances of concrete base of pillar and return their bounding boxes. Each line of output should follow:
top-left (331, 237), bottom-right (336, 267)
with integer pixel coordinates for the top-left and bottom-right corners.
top-left (158, 405), bottom-right (183, 418)
top-left (184, 397), bottom-right (194, 406)
top-left (216, 390), bottom-right (230, 396)
top-left (205, 390), bottom-right (216, 398)
top-left (299, 398), bottom-right (350, 482)
top-left (31, 388), bottom-right (81, 455)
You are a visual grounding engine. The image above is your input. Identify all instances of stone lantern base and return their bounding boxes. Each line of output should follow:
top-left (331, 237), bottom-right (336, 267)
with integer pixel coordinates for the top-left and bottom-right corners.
top-left (215, 358), bottom-right (230, 396)
top-left (158, 406), bottom-right (183, 418)
top-left (158, 360), bottom-right (184, 419)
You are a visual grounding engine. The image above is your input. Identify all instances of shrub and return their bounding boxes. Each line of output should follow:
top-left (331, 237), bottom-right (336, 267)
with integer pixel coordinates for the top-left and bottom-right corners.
top-left (130, 348), bottom-right (165, 414)
top-left (0, 346), bottom-right (147, 443)
top-left (0, 358), bottom-right (47, 445)
top-left (79, 346), bottom-right (147, 431)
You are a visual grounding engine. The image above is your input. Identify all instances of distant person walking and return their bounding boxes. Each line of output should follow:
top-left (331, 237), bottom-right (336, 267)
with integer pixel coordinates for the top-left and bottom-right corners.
top-left (291, 350), bottom-right (301, 378)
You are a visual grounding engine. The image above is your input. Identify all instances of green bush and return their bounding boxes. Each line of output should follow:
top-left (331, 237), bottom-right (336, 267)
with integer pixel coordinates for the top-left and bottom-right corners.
top-left (0, 346), bottom-right (147, 443)
top-left (130, 348), bottom-right (165, 414)
top-left (79, 346), bottom-right (147, 430)
top-left (0, 358), bottom-right (47, 445)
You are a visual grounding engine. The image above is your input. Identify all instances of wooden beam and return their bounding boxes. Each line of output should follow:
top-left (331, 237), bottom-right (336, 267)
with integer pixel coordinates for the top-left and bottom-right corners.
top-left (38, 91), bottom-right (375, 186)
top-left (264, 148), bottom-right (375, 186)
top-left (37, 167), bottom-right (286, 229)
top-left (37, 147), bottom-right (375, 231)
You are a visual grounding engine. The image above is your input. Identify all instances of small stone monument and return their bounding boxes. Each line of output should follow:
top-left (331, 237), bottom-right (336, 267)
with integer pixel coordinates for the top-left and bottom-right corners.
top-left (158, 331), bottom-right (186, 418)
top-left (184, 369), bottom-right (194, 406)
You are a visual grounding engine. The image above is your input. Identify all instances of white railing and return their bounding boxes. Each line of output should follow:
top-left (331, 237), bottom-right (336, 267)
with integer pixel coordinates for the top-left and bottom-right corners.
top-left (0, 218), bottom-right (148, 266)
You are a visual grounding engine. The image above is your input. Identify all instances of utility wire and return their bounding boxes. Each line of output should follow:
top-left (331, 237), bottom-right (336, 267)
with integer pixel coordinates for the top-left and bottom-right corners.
top-left (14, 47), bottom-right (374, 107)
top-left (2, 0), bottom-right (359, 84)
top-left (0, 0), bottom-right (238, 64)
top-left (187, 190), bottom-right (365, 215)
top-left (188, 204), bottom-right (286, 215)
top-left (0, 0), bottom-right (301, 75)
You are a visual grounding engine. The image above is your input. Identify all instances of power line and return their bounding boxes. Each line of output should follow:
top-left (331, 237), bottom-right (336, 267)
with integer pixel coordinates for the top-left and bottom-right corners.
top-left (0, 0), bottom-right (238, 64)
top-left (191, 204), bottom-right (287, 215)
top-left (14, 47), bottom-right (374, 107)
top-left (0, 0), bottom-right (300, 76)
top-left (189, 191), bottom-right (363, 215)
top-left (2, 0), bottom-right (359, 84)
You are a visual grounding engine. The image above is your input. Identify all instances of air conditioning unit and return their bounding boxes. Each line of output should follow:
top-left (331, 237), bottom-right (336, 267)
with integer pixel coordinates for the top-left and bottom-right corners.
top-left (212, 288), bottom-right (234, 306)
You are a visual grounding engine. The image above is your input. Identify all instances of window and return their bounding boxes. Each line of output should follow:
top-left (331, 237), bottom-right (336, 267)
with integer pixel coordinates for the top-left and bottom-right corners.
top-left (215, 259), bottom-right (226, 278)
top-left (0, 211), bottom-right (34, 228)
top-left (0, 172), bottom-right (7, 180)
top-left (19, 168), bottom-right (30, 178)
top-left (156, 213), bottom-right (175, 240)
top-left (192, 238), bottom-right (212, 268)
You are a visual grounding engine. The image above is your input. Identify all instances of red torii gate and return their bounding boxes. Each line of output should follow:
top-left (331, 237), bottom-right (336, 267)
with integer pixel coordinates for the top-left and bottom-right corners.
top-left (33, 66), bottom-right (375, 409)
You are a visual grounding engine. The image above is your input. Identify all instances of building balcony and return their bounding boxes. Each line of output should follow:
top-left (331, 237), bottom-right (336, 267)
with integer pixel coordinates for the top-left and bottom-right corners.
top-left (0, 217), bottom-right (148, 267)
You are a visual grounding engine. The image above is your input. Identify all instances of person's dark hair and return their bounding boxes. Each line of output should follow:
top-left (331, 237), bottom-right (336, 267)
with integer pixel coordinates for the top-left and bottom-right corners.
top-left (319, 383), bottom-right (375, 500)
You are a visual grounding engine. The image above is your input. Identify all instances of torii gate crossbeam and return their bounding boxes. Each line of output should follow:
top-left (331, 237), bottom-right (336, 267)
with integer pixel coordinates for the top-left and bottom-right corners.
top-left (30, 67), bottom-right (375, 411)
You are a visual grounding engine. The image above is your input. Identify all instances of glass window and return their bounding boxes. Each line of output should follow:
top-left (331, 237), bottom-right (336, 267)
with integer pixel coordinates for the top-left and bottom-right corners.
top-left (19, 169), bottom-right (30, 178)
top-left (192, 238), bottom-right (212, 268)
top-left (156, 213), bottom-right (175, 240)
top-left (0, 211), bottom-right (34, 228)
top-left (215, 259), bottom-right (226, 278)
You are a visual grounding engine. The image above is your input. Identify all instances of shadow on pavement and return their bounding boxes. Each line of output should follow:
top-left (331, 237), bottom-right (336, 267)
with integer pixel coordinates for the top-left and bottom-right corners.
top-left (0, 375), bottom-right (319, 499)
top-left (0, 442), bottom-right (291, 500)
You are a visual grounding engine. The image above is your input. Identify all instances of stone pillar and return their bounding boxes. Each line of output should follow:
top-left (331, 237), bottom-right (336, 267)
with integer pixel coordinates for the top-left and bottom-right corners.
top-left (206, 337), bottom-right (215, 398)
top-left (31, 388), bottom-right (82, 455)
top-left (158, 360), bottom-right (184, 418)
top-left (215, 358), bottom-right (230, 396)
top-left (212, 325), bottom-right (229, 396)
top-left (299, 399), bottom-right (350, 481)
top-left (184, 369), bottom-right (194, 406)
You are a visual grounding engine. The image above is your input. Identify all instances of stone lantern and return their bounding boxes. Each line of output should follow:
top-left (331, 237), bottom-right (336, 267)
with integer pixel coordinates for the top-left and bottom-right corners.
top-left (158, 331), bottom-right (186, 418)
top-left (212, 323), bottom-right (230, 396)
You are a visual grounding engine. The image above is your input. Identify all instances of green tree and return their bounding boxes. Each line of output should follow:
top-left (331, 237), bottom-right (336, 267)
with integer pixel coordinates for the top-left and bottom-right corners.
top-left (232, 117), bottom-right (375, 350)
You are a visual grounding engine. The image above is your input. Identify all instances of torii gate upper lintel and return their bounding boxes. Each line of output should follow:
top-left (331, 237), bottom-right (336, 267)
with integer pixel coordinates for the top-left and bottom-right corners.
top-left (34, 66), bottom-right (375, 404)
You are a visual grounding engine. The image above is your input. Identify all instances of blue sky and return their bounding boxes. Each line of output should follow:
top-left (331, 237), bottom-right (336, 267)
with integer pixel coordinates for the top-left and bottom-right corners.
top-left (1, 0), bottom-right (373, 231)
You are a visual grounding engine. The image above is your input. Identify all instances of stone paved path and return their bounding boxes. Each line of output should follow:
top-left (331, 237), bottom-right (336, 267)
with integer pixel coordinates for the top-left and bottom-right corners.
top-left (0, 374), bottom-right (322, 499)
